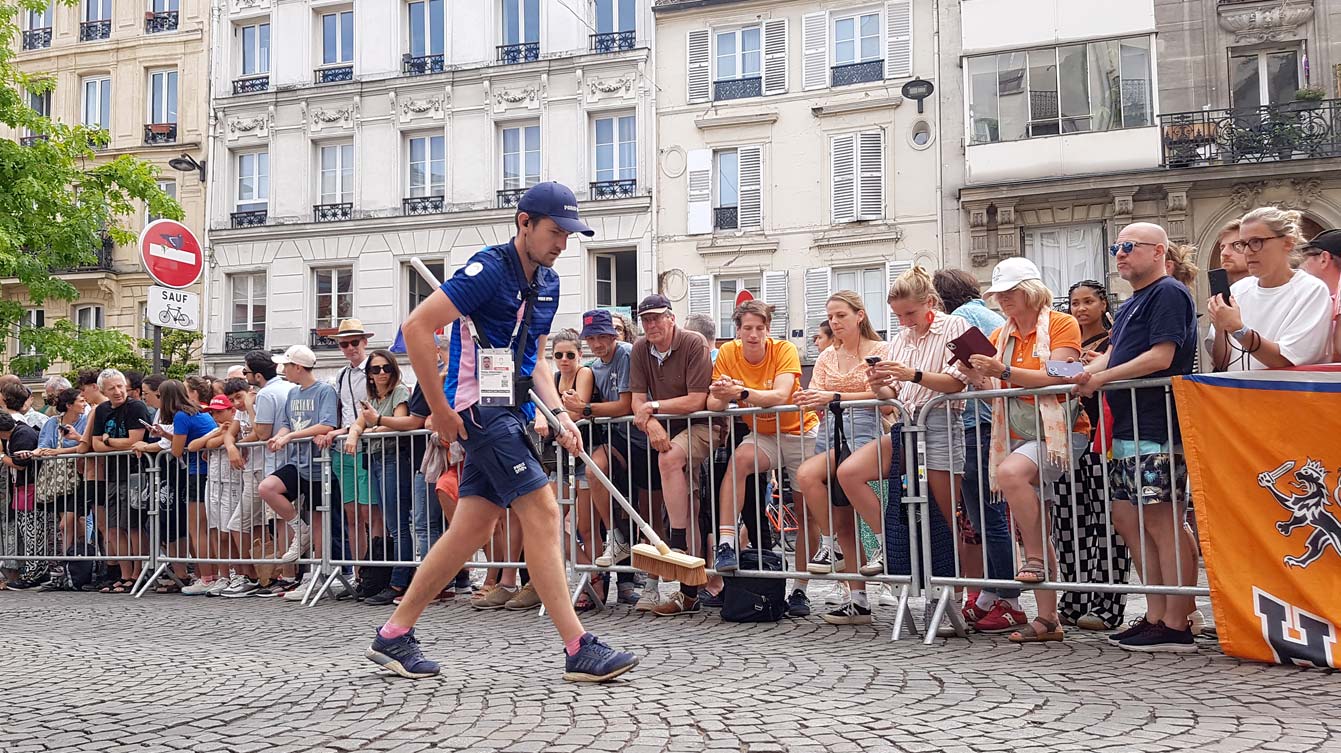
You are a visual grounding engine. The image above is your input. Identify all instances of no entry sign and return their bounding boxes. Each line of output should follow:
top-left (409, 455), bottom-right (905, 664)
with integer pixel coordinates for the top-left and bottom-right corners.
top-left (138, 219), bottom-right (203, 289)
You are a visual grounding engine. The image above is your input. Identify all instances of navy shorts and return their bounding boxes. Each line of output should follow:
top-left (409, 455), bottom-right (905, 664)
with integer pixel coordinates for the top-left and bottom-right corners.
top-left (458, 405), bottom-right (550, 508)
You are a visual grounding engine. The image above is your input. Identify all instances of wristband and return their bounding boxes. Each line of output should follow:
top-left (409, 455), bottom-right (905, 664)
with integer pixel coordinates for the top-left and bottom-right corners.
top-left (1231, 325), bottom-right (1251, 342)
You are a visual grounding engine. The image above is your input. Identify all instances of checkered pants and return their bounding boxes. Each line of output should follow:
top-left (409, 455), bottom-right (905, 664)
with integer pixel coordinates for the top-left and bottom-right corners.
top-left (1050, 450), bottom-right (1132, 628)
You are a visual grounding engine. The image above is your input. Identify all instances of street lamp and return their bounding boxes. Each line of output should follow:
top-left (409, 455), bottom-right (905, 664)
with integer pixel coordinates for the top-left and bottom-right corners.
top-left (168, 153), bottom-right (206, 182)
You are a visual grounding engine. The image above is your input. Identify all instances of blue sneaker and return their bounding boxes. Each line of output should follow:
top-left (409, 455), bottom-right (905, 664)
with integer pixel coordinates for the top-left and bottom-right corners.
top-left (714, 542), bottom-right (738, 573)
top-left (365, 628), bottom-right (441, 679)
top-left (563, 633), bottom-right (639, 683)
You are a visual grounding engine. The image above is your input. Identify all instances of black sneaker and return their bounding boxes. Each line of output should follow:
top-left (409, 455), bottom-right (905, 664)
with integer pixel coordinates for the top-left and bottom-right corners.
top-left (1118, 621), bottom-right (1196, 653)
top-left (786, 589), bottom-right (811, 617)
top-left (366, 586), bottom-right (406, 606)
top-left (1107, 617), bottom-right (1156, 645)
top-left (821, 601), bottom-right (872, 625)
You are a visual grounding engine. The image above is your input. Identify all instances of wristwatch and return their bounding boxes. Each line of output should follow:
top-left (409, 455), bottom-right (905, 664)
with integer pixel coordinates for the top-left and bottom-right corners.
top-left (912, 370), bottom-right (924, 384)
top-left (582, 404), bottom-right (593, 418)
top-left (738, 389), bottom-right (750, 403)
top-left (833, 392), bottom-right (842, 404)
top-left (1001, 366), bottom-right (1012, 383)
top-left (1231, 325), bottom-right (1252, 341)
top-left (649, 400), bottom-right (661, 412)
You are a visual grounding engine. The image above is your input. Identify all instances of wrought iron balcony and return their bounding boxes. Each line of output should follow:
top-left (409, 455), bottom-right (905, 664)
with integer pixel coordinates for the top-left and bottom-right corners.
top-left (713, 77), bottom-right (762, 102)
top-left (224, 330), bottom-right (266, 353)
top-left (22, 27), bottom-right (51, 50)
top-left (54, 235), bottom-right (115, 273)
top-left (403, 53), bottom-right (445, 76)
top-left (403, 196), bottom-right (445, 215)
top-left (496, 188), bottom-right (527, 208)
top-left (591, 179), bottom-right (637, 201)
top-left (80, 19), bottom-right (111, 42)
top-left (310, 329), bottom-right (341, 350)
top-left (1160, 99), bottom-right (1341, 169)
top-left (497, 42), bottom-right (539, 65)
top-left (591, 30), bottom-right (636, 53)
top-left (19, 134), bottom-right (47, 146)
top-left (144, 123), bottom-right (177, 145)
top-left (831, 60), bottom-right (884, 87)
top-left (315, 65), bottom-right (354, 84)
top-left (232, 76), bottom-right (269, 94)
top-left (314, 202), bottom-right (353, 222)
top-left (145, 10), bottom-right (178, 33)
top-left (230, 209), bottom-right (268, 228)
top-left (714, 206), bottom-right (739, 231)
top-left (14, 365), bottom-right (43, 382)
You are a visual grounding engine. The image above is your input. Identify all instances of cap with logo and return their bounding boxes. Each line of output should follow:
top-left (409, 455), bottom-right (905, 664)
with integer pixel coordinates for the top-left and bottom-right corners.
top-left (206, 394), bottom-right (234, 412)
top-left (636, 294), bottom-right (673, 317)
top-left (518, 181), bottom-right (595, 237)
top-left (985, 257), bottom-right (1043, 294)
top-left (580, 309), bottom-right (618, 338)
top-left (273, 344), bottom-right (318, 369)
top-left (1301, 228), bottom-right (1341, 259)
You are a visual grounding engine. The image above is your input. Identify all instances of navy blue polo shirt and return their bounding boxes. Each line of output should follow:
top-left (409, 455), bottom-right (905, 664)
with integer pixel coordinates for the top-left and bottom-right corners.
top-left (1106, 276), bottom-right (1198, 444)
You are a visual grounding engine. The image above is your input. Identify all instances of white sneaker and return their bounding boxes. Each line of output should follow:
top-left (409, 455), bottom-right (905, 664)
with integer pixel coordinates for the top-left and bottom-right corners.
top-left (877, 583), bottom-right (899, 607)
top-left (283, 573), bottom-right (315, 602)
top-left (594, 532), bottom-right (631, 568)
top-left (859, 545), bottom-right (886, 576)
top-left (181, 578), bottom-right (214, 596)
top-left (1189, 609), bottom-right (1205, 636)
top-left (280, 523), bottom-right (312, 563)
top-left (824, 581), bottom-right (851, 606)
top-left (635, 577), bottom-right (662, 612)
top-left (205, 576), bottom-right (236, 597)
top-left (220, 576), bottom-right (260, 598)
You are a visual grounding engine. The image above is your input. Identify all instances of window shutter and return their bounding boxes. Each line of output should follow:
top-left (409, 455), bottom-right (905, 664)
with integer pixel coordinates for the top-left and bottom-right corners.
top-left (686, 148), bottom-right (712, 235)
top-left (857, 130), bottom-right (885, 220)
top-left (885, 260), bottom-right (914, 339)
top-left (687, 29), bottom-right (711, 103)
top-left (761, 270), bottom-right (789, 339)
top-left (831, 133), bottom-right (856, 224)
top-left (762, 18), bottom-right (788, 96)
top-left (885, 1), bottom-right (912, 79)
top-left (737, 145), bottom-right (762, 229)
top-left (802, 12), bottom-right (828, 91)
top-left (803, 267), bottom-right (832, 360)
top-left (688, 275), bottom-right (713, 318)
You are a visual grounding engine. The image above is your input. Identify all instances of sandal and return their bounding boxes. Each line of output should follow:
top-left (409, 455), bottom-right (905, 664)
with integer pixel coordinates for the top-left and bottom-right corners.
top-left (1008, 617), bottom-right (1063, 643)
top-left (111, 581), bottom-right (132, 594)
top-left (1014, 556), bottom-right (1047, 584)
top-left (574, 592), bottom-right (595, 612)
top-left (155, 582), bottom-right (182, 595)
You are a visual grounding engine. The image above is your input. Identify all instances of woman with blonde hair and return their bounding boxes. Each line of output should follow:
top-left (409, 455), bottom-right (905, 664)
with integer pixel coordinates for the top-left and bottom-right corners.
top-left (1165, 244), bottom-right (1199, 290)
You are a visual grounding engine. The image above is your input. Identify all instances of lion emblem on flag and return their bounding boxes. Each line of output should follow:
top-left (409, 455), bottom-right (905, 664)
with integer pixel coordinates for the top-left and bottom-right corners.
top-left (1256, 459), bottom-right (1341, 569)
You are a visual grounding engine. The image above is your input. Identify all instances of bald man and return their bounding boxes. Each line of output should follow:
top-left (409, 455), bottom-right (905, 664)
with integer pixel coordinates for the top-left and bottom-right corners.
top-left (226, 365), bottom-right (246, 380)
top-left (1072, 221), bottom-right (1201, 652)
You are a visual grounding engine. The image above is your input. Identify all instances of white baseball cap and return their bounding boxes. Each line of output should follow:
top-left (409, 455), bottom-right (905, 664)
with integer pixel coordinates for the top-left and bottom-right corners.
top-left (272, 344), bottom-right (318, 369)
top-left (984, 257), bottom-right (1043, 294)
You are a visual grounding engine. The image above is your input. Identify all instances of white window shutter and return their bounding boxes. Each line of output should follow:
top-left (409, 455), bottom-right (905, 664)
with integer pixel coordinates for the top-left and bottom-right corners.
top-left (885, 1), bottom-right (912, 79)
top-left (687, 29), bottom-right (711, 103)
top-left (803, 266), bottom-right (832, 360)
top-left (686, 148), bottom-right (712, 235)
top-left (831, 133), bottom-right (856, 224)
top-left (762, 18), bottom-right (788, 96)
top-left (857, 130), bottom-right (885, 220)
top-left (761, 270), bottom-right (789, 339)
top-left (737, 145), bottom-right (762, 229)
top-left (802, 12), bottom-right (828, 91)
top-left (885, 260), bottom-right (914, 339)
top-left (688, 275), bottom-right (713, 318)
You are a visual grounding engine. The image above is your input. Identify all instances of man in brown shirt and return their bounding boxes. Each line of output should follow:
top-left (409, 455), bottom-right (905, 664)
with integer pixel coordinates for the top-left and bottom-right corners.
top-left (628, 294), bottom-right (714, 616)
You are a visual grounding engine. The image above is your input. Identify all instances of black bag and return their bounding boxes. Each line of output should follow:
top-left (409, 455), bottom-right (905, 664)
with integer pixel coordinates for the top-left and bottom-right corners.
top-left (63, 542), bottom-right (97, 591)
top-left (826, 402), bottom-right (854, 507)
top-left (357, 536), bottom-right (394, 596)
top-left (720, 548), bottom-right (786, 623)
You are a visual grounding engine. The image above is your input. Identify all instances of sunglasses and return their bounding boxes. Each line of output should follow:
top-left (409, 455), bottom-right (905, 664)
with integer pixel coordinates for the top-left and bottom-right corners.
top-left (367, 364), bottom-right (393, 375)
top-left (338, 339), bottom-right (363, 349)
top-left (1108, 241), bottom-right (1160, 257)
top-left (554, 351), bottom-right (579, 360)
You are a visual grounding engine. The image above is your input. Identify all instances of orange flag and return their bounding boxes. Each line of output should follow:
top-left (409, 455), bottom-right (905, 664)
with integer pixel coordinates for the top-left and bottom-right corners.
top-left (1174, 369), bottom-right (1341, 668)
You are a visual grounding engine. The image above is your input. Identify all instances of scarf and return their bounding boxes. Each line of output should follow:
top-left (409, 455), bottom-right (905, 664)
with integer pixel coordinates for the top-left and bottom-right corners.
top-left (987, 307), bottom-right (1072, 494)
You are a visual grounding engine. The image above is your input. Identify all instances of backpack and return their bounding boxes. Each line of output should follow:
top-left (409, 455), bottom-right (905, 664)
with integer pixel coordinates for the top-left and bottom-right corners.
top-left (62, 541), bottom-right (98, 591)
top-left (357, 537), bottom-right (394, 596)
top-left (720, 548), bottom-right (786, 623)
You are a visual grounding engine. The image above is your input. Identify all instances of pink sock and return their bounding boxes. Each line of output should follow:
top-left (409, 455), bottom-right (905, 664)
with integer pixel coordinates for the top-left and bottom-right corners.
top-left (379, 622), bottom-right (412, 640)
top-left (565, 633), bottom-right (587, 656)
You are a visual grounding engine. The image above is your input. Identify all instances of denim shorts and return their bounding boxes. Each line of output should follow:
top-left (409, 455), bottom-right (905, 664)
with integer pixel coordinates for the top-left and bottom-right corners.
top-left (458, 406), bottom-right (551, 509)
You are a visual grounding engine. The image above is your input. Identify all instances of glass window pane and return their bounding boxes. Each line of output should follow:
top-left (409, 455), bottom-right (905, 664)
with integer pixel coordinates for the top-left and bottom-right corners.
top-left (524, 0), bottom-right (538, 43)
top-left (596, 145), bottom-right (613, 182)
top-left (997, 52), bottom-right (1028, 141)
top-left (716, 31), bottom-right (735, 80)
top-left (717, 151), bottom-right (738, 206)
top-left (243, 26), bottom-right (255, 73)
top-left (341, 12), bottom-right (353, 62)
top-left (323, 15), bottom-right (336, 64)
top-left (167, 71), bottom-right (177, 123)
top-left (1119, 37), bottom-right (1153, 126)
top-left (257, 153), bottom-right (268, 198)
top-left (429, 0), bottom-right (443, 54)
top-left (836, 38), bottom-right (854, 67)
top-left (503, 0), bottom-right (518, 45)
top-left (1058, 45), bottom-right (1088, 123)
top-left (968, 55), bottom-right (999, 143)
top-left (259, 24), bottom-right (270, 73)
top-left (1028, 48), bottom-right (1059, 136)
top-left (1265, 51), bottom-right (1298, 105)
top-left (410, 2), bottom-right (424, 57)
top-left (742, 27), bottom-right (760, 76)
top-left (1085, 40), bottom-right (1120, 131)
top-left (596, 0), bottom-right (612, 34)
top-left (619, 0), bottom-right (635, 32)
top-left (1230, 55), bottom-right (1260, 109)
top-left (595, 118), bottom-right (613, 146)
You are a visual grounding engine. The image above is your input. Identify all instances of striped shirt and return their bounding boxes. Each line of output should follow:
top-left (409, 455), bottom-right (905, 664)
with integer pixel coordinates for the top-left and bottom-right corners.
top-left (888, 310), bottom-right (968, 412)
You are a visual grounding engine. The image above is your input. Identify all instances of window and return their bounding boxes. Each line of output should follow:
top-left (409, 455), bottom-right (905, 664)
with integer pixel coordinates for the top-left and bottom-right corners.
top-left (593, 251), bottom-right (637, 310)
top-left (85, 0), bottom-right (111, 22)
top-left (18, 309), bottom-right (44, 356)
top-left (27, 3), bottom-right (53, 29)
top-left (313, 267), bottom-right (353, 328)
top-left (594, 114), bottom-right (636, 183)
top-left (148, 70), bottom-right (178, 124)
top-left (831, 131), bottom-right (884, 223)
top-left (321, 10), bottom-right (354, 65)
top-left (716, 149), bottom-right (738, 209)
top-left (236, 151), bottom-right (269, 211)
top-left (408, 0), bottom-right (444, 57)
top-left (715, 26), bottom-right (760, 82)
top-left (501, 124), bottom-right (540, 189)
top-left (968, 36), bottom-right (1154, 144)
top-left (74, 305), bottom-right (104, 332)
top-left (408, 134), bottom-right (445, 197)
top-left (231, 273), bottom-right (267, 331)
top-left (717, 276), bottom-right (760, 338)
top-left (407, 261), bottom-right (445, 315)
top-left (834, 267), bottom-right (887, 333)
top-left (832, 11), bottom-right (880, 67)
top-left (153, 0), bottom-right (178, 12)
top-left (501, 0), bottom-right (539, 45)
top-left (82, 76), bottom-right (111, 131)
top-left (319, 143), bottom-right (355, 204)
top-left (29, 90), bottom-right (50, 118)
top-left (241, 23), bottom-right (270, 76)
top-left (147, 180), bottom-right (176, 223)
top-left (1022, 224), bottom-right (1106, 297)
top-left (1231, 49), bottom-right (1300, 109)
top-left (596, 0), bottom-right (634, 34)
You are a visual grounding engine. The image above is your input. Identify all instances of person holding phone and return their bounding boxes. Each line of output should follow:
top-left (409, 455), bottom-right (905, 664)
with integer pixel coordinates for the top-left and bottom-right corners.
top-left (0, 412), bottom-right (43, 588)
top-left (161, 380), bottom-right (220, 595)
top-left (34, 388), bottom-right (91, 589)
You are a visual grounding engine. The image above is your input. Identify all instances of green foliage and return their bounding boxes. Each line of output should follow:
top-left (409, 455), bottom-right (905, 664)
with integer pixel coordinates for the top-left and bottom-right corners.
top-left (1295, 86), bottom-right (1327, 102)
top-left (140, 327), bottom-right (201, 380)
top-left (13, 319), bottom-right (148, 376)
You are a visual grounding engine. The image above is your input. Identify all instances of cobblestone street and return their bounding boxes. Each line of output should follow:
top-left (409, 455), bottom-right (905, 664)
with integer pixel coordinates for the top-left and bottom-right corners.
top-left (3, 588), bottom-right (1338, 753)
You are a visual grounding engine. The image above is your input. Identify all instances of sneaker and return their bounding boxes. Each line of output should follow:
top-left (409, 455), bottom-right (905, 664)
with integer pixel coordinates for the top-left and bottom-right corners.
top-left (255, 577), bottom-right (295, 598)
top-left (453, 570), bottom-right (475, 595)
top-left (220, 577), bottom-right (260, 599)
top-left (651, 591), bottom-right (700, 617)
top-left (593, 532), bottom-right (631, 568)
top-left (280, 523), bottom-right (312, 563)
top-left (824, 581), bottom-right (851, 606)
top-left (366, 586), bottom-right (406, 606)
top-left (634, 577), bottom-right (662, 612)
top-left (822, 601), bottom-right (873, 625)
top-left (7, 580), bottom-right (40, 591)
top-left (283, 573), bottom-right (316, 602)
top-left (1108, 617), bottom-right (1156, 645)
top-left (973, 600), bottom-right (1029, 634)
top-left (877, 583), bottom-right (899, 607)
top-left (206, 575), bottom-right (240, 597)
top-left (698, 589), bottom-right (724, 609)
top-left (858, 545), bottom-right (886, 576)
top-left (1076, 613), bottom-right (1110, 631)
top-left (181, 579), bottom-right (214, 596)
top-left (505, 583), bottom-right (542, 611)
top-left (563, 633), bottom-right (639, 683)
top-left (616, 581), bottom-right (640, 605)
top-left (366, 628), bottom-right (441, 679)
top-left (472, 585), bottom-right (517, 610)
top-left (806, 544), bottom-right (845, 574)
top-left (1118, 620), bottom-right (1196, 653)
top-left (1189, 609), bottom-right (1206, 637)
top-left (714, 542), bottom-right (738, 573)
top-left (786, 588), bottom-right (811, 617)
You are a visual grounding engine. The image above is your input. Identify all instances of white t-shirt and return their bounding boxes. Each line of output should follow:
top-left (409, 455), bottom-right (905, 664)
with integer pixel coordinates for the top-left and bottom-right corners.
top-left (1206, 271), bottom-right (1333, 371)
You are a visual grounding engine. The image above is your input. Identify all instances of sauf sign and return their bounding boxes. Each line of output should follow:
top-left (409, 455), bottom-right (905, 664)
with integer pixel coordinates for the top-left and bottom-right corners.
top-left (147, 285), bottom-right (200, 332)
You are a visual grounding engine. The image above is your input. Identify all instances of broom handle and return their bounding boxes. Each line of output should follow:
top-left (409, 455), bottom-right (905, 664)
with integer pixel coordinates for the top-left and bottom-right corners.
top-left (529, 392), bottom-right (672, 555)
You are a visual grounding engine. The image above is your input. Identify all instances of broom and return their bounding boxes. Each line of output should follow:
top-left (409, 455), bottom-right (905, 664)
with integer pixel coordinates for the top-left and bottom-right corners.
top-left (530, 394), bottom-right (707, 586)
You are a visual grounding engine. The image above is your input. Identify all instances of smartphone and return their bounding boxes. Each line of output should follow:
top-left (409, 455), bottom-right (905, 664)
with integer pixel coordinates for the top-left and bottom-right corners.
top-left (137, 418), bottom-right (155, 430)
top-left (1045, 360), bottom-right (1085, 378)
top-left (1208, 268), bottom-right (1232, 304)
top-left (864, 356), bottom-right (882, 366)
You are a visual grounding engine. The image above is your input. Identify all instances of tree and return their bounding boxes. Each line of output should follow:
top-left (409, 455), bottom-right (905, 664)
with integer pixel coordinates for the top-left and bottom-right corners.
top-left (18, 319), bottom-right (148, 375)
top-left (2, 0), bottom-right (181, 374)
top-left (142, 328), bottom-right (202, 380)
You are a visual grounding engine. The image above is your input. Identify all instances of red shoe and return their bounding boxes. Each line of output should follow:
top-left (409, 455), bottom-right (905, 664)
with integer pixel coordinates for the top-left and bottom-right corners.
top-left (973, 600), bottom-right (1028, 634)
top-left (962, 600), bottom-right (992, 626)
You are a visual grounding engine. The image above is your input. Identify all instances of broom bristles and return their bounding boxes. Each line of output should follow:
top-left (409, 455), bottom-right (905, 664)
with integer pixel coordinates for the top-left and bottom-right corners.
top-left (631, 543), bottom-right (708, 586)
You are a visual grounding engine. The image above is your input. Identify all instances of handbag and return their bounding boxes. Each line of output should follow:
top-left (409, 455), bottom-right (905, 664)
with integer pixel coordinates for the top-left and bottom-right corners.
top-left (35, 456), bottom-right (80, 504)
top-left (826, 401), bottom-right (855, 507)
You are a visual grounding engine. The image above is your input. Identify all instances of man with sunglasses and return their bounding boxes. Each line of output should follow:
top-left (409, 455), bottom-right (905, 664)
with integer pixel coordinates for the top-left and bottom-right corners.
top-left (318, 318), bottom-right (377, 597)
top-left (1298, 228), bottom-right (1341, 362)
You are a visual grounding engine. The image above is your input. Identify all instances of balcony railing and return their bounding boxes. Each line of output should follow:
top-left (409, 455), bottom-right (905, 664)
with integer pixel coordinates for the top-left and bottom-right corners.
top-left (224, 329), bottom-right (266, 353)
top-left (232, 75), bottom-right (269, 94)
top-left (831, 60), bottom-right (884, 87)
top-left (714, 77), bottom-right (762, 102)
top-left (403, 53), bottom-right (445, 76)
top-left (315, 65), bottom-right (354, 84)
top-left (314, 202), bottom-right (353, 222)
top-left (403, 196), bottom-right (445, 215)
top-left (54, 236), bottom-right (115, 273)
top-left (230, 209), bottom-right (268, 228)
top-left (497, 42), bottom-right (539, 65)
top-left (21, 27), bottom-right (51, 50)
top-left (714, 206), bottom-right (739, 231)
top-left (1160, 99), bottom-right (1341, 169)
top-left (496, 188), bottom-right (527, 208)
top-left (144, 123), bottom-right (178, 145)
top-left (19, 134), bottom-right (47, 147)
top-left (144, 10), bottom-right (178, 33)
top-left (591, 179), bottom-right (637, 201)
top-left (310, 329), bottom-right (341, 350)
top-left (80, 19), bottom-right (111, 42)
top-left (14, 364), bottom-right (43, 382)
top-left (591, 30), bottom-right (636, 53)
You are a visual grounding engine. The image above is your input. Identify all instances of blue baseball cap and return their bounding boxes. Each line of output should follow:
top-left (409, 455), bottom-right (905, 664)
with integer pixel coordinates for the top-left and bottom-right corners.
top-left (517, 181), bottom-right (595, 237)
top-left (580, 309), bottom-right (618, 338)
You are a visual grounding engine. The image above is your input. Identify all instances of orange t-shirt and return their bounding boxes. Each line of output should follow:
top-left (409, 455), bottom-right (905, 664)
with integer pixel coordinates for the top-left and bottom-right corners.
top-left (989, 312), bottom-right (1091, 435)
top-left (713, 338), bottom-right (819, 436)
